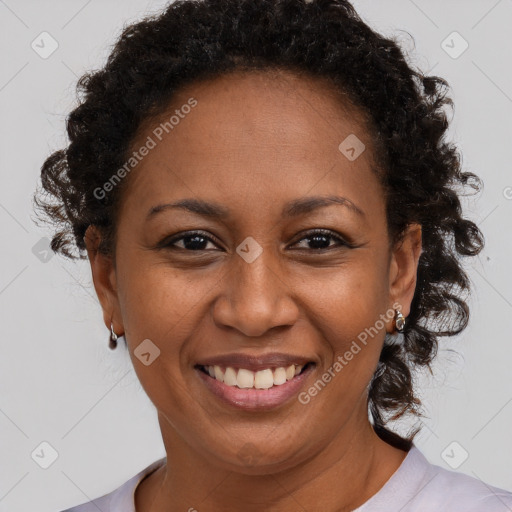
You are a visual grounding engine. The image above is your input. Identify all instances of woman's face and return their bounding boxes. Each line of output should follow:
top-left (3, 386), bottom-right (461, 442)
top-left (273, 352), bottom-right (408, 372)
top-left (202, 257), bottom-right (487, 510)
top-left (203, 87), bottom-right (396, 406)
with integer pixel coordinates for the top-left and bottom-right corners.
top-left (87, 69), bottom-right (421, 473)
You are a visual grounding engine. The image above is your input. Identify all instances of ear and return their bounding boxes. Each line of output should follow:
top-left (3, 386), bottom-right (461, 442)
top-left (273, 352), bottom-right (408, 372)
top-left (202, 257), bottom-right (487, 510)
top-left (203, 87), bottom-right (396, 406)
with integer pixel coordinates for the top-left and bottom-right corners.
top-left (83, 225), bottom-right (123, 336)
top-left (387, 223), bottom-right (422, 328)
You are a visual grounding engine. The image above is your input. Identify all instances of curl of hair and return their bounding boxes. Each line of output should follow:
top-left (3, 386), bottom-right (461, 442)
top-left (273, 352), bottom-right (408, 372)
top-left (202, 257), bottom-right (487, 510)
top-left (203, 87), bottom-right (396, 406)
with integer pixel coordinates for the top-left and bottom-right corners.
top-left (33, 0), bottom-right (484, 448)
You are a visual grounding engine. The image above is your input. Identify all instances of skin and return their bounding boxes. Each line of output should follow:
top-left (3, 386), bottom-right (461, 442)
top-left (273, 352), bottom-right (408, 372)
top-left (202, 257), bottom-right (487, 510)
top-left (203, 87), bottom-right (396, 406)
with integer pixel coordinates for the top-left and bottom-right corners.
top-left (85, 69), bottom-right (422, 512)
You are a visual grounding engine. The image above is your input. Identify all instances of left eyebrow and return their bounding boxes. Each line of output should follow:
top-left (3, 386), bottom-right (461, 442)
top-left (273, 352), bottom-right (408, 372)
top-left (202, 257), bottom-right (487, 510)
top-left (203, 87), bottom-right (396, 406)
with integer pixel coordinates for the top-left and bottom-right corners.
top-left (281, 195), bottom-right (365, 219)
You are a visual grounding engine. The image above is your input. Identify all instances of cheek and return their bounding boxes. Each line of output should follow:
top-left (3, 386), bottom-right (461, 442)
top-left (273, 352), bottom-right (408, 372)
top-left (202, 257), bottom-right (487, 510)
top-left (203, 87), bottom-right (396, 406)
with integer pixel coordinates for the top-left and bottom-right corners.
top-left (115, 260), bottom-right (202, 408)
top-left (296, 257), bottom-right (389, 393)
top-left (302, 255), bottom-right (389, 334)
top-left (117, 244), bottom-right (390, 350)
top-left (117, 256), bottom-right (219, 339)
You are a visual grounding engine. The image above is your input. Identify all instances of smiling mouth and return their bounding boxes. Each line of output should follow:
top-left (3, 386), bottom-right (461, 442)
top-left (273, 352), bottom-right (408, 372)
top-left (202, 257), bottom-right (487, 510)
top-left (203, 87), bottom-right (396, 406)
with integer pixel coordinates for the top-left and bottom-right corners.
top-left (196, 362), bottom-right (314, 390)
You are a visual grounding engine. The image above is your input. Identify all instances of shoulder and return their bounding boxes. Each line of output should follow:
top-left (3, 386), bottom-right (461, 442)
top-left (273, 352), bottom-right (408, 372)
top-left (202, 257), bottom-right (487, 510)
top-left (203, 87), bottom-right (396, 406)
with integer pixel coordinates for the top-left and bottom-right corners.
top-left (58, 492), bottom-right (111, 512)
top-left (355, 444), bottom-right (512, 512)
top-left (57, 457), bottom-right (166, 512)
top-left (406, 447), bottom-right (512, 512)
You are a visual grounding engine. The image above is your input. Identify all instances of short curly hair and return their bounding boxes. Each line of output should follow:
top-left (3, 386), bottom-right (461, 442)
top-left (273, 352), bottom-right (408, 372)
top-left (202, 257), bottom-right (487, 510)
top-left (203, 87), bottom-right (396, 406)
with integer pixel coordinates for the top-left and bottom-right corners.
top-left (33, 0), bottom-right (484, 450)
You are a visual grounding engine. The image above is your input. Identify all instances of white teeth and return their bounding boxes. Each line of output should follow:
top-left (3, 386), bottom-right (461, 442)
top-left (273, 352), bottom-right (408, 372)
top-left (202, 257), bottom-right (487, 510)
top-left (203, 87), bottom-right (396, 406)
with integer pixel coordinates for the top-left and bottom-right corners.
top-left (224, 366), bottom-right (238, 386)
top-left (214, 365), bottom-right (224, 383)
top-left (204, 363), bottom-right (308, 389)
top-left (273, 367), bottom-right (287, 385)
top-left (237, 368), bottom-right (254, 388)
top-left (254, 369), bottom-right (274, 389)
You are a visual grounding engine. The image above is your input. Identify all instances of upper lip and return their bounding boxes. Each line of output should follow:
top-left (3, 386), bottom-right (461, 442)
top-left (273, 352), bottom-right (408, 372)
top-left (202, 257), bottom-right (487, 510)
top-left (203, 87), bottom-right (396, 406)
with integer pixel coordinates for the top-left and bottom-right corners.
top-left (195, 352), bottom-right (315, 372)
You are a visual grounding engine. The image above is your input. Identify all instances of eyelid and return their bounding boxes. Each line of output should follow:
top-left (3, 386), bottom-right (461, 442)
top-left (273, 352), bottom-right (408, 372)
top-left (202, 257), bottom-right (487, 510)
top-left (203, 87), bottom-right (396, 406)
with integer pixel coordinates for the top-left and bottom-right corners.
top-left (159, 228), bottom-right (353, 251)
top-left (157, 230), bottom-right (222, 250)
top-left (289, 228), bottom-right (353, 249)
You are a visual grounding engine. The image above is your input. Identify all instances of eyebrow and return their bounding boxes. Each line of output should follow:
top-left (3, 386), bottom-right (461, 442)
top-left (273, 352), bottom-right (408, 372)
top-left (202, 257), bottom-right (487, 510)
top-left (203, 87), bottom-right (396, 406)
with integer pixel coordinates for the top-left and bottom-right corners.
top-left (146, 195), bottom-right (365, 221)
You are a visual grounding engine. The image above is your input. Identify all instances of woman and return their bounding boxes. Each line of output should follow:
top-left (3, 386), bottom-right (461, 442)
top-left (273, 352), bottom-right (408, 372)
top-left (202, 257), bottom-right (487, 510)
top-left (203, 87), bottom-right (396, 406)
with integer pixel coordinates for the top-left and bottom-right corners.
top-left (34, 0), bottom-right (512, 510)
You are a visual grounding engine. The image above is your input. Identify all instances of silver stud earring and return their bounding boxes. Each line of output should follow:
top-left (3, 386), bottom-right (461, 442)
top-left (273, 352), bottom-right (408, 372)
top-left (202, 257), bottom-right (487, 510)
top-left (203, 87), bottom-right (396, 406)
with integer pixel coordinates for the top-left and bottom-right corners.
top-left (109, 322), bottom-right (118, 350)
top-left (394, 309), bottom-right (405, 332)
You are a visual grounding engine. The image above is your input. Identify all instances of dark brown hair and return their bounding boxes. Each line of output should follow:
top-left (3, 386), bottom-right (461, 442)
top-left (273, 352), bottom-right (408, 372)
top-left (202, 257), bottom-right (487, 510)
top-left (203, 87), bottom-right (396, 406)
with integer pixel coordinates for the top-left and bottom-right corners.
top-left (33, 0), bottom-right (484, 450)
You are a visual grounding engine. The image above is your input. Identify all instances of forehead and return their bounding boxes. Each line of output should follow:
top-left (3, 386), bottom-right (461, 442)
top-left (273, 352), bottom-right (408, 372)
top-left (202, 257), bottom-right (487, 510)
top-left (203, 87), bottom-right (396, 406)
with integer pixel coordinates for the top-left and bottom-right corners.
top-left (117, 69), bottom-right (383, 225)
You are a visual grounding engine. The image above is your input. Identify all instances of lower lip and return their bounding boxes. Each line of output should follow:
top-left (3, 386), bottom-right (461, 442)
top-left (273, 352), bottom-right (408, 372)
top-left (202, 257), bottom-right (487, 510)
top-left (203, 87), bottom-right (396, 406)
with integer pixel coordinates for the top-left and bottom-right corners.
top-left (195, 364), bottom-right (315, 411)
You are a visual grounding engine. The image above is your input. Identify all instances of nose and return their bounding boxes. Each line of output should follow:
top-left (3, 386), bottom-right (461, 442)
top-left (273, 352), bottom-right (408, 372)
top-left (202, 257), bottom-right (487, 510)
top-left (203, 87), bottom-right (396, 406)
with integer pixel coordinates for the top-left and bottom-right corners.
top-left (212, 249), bottom-right (299, 337)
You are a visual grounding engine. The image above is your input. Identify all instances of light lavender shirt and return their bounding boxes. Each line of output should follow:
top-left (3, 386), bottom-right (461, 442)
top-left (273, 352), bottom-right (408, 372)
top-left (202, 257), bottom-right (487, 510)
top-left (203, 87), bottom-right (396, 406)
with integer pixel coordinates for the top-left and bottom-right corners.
top-left (60, 445), bottom-right (512, 511)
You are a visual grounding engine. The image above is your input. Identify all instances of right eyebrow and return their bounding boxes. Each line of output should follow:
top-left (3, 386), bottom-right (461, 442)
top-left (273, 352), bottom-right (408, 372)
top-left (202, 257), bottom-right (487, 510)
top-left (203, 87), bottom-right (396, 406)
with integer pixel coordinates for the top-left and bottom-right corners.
top-left (146, 199), bottom-right (230, 222)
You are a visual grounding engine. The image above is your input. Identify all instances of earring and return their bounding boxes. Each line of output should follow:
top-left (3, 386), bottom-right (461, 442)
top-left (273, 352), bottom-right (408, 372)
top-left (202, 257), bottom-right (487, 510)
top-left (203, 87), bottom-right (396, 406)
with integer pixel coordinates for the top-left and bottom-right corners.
top-left (394, 309), bottom-right (405, 332)
top-left (109, 322), bottom-right (118, 350)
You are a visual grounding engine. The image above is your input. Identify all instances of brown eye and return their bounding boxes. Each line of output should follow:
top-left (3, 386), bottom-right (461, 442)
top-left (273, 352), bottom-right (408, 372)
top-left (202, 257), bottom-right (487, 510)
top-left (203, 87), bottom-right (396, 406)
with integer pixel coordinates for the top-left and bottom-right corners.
top-left (159, 231), bottom-right (220, 251)
top-left (291, 229), bottom-right (351, 251)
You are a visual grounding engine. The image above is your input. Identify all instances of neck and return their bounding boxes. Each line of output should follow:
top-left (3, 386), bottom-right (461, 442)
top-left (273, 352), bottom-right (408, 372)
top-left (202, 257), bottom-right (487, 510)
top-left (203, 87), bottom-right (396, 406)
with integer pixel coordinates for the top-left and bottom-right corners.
top-left (136, 402), bottom-right (408, 512)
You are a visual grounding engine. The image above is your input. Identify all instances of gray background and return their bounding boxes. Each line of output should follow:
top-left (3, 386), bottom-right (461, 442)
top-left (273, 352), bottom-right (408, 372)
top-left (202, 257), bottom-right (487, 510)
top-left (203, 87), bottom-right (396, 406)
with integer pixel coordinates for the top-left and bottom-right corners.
top-left (1, 0), bottom-right (511, 510)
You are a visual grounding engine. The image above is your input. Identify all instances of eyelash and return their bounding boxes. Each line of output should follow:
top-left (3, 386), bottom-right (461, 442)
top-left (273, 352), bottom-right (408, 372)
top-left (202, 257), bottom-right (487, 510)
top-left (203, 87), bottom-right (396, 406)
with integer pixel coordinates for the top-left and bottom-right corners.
top-left (159, 229), bottom-right (353, 252)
